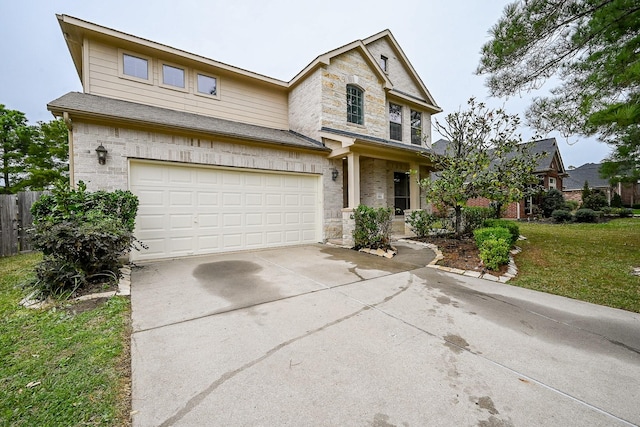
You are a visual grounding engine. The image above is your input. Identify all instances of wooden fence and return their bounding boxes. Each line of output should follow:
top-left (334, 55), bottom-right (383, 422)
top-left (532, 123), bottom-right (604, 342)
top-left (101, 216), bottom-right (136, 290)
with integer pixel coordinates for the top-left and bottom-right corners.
top-left (0, 191), bottom-right (48, 257)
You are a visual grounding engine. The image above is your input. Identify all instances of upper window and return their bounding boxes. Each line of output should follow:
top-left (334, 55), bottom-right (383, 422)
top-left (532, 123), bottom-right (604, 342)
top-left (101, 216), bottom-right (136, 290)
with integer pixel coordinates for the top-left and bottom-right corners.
top-left (389, 103), bottom-right (402, 141)
top-left (123, 53), bottom-right (149, 80)
top-left (197, 73), bottom-right (218, 96)
top-left (410, 110), bottom-right (422, 145)
top-left (549, 177), bottom-right (557, 189)
top-left (380, 55), bottom-right (388, 72)
top-left (162, 64), bottom-right (185, 88)
top-left (347, 85), bottom-right (364, 125)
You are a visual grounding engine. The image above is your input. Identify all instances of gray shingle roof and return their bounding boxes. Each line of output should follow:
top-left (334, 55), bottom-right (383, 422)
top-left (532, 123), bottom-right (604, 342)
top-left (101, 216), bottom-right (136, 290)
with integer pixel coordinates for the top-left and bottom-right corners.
top-left (563, 163), bottom-right (609, 190)
top-left (47, 92), bottom-right (327, 152)
top-left (321, 127), bottom-right (435, 155)
top-left (432, 138), bottom-right (563, 173)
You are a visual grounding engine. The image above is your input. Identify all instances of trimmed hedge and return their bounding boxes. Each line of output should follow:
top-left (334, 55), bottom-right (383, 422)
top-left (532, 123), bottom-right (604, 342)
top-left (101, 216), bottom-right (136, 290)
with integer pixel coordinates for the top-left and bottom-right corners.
top-left (473, 227), bottom-right (512, 248)
top-left (352, 205), bottom-right (393, 249)
top-left (473, 227), bottom-right (512, 271)
top-left (482, 219), bottom-right (519, 245)
top-left (574, 208), bottom-right (598, 223)
top-left (552, 209), bottom-right (573, 223)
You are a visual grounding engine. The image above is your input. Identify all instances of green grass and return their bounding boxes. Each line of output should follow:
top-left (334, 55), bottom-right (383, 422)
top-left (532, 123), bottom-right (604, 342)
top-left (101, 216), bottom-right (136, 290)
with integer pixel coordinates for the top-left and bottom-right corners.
top-left (0, 253), bottom-right (131, 427)
top-left (512, 218), bottom-right (640, 313)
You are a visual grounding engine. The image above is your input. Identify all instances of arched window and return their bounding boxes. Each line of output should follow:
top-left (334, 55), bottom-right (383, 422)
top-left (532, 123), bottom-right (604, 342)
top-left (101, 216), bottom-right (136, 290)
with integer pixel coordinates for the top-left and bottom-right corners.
top-left (346, 85), bottom-right (363, 125)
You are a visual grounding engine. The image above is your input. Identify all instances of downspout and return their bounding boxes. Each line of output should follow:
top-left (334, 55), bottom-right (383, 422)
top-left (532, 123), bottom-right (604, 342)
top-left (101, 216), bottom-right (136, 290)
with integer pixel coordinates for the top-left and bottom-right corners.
top-left (62, 112), bottom-right (74, 188)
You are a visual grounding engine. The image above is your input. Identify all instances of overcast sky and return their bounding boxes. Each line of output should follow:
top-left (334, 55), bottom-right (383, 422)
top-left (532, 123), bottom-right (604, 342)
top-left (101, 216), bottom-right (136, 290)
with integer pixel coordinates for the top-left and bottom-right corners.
top-left (0, 0), bottom-right (611, 168)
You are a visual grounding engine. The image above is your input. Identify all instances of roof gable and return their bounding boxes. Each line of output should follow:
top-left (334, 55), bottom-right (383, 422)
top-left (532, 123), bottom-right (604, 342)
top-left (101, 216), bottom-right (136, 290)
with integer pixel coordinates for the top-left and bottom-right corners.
top-left (289, 29), bottom-right (441, 113)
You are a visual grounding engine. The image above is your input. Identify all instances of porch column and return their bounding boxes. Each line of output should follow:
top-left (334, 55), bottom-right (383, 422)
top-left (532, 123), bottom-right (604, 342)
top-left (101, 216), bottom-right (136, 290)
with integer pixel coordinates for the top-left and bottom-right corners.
top-left (409, 161), bottom-right (421, 210)
top-left (347, 152), bottom-right (360, 208)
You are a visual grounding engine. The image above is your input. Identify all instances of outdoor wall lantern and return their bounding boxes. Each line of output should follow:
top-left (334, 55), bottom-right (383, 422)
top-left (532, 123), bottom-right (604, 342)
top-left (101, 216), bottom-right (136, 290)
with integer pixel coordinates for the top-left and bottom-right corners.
top-left (331, 168), bottom-right (339, 181)
top-left (95, 144), bottom-right (108, 165)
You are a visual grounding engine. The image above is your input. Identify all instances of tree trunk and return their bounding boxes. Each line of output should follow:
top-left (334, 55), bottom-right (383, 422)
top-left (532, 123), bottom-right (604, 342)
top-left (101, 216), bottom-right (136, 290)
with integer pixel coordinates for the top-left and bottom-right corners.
top-left (454, 205), bottom-right (462, 238)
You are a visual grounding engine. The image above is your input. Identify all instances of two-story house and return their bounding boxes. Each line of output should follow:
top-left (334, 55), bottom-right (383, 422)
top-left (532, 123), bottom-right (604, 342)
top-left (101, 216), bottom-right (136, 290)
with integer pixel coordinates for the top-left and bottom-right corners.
top-left (48, 15), bottom-right (441, 260)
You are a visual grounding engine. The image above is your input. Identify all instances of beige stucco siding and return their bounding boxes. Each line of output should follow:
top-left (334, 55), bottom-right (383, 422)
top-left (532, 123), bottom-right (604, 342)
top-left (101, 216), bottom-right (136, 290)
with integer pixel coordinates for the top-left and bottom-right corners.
top-left (321, 50), bottom-right (387, 139)
top-left (365, 38), bottom-right (424, 100)
top-left (86, 40), bottom-right (289, 129)
top-left (70, 121), bottom-right (343, 240)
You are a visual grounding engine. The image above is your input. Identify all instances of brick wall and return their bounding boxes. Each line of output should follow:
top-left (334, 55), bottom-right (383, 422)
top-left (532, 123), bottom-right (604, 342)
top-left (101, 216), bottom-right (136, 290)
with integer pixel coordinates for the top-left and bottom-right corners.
top-left (71, 121), bottom-right (345, 240)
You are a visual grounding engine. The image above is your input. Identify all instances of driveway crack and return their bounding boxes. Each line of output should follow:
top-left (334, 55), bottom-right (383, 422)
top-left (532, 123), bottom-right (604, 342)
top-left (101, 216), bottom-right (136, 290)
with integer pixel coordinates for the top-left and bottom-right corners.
top-left (158, 282), bottom-right (411, 427)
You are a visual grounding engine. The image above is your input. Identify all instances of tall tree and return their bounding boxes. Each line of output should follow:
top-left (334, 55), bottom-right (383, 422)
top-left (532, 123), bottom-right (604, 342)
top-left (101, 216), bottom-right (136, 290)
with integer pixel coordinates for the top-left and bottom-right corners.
top-left (0, 105), bottom-right (69, 193)
top-left (0, 105), bottom-right (33, 193)
top-left (420, 98), bottom-right (540, 234)
top-left (477, 0), bottom-right (640, 179)
top-left (24, 119), bottom-right (69, 190)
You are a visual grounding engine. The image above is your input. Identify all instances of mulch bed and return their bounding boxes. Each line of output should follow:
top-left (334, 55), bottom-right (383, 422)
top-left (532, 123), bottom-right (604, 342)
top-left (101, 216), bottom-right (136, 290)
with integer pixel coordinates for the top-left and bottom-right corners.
top-left (412, 236), bottom-right (509, 277)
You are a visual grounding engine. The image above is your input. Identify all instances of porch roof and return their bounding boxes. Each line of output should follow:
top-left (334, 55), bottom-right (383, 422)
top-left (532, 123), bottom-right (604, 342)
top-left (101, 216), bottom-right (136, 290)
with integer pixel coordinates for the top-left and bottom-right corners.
top-left (320, 127), bottom-right (436, 164)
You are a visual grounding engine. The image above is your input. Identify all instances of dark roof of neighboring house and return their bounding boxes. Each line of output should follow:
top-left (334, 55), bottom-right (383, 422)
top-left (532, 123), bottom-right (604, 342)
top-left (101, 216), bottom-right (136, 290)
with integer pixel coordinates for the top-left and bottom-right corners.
top-left (563, 163), bottom-right (610, 191)
top-left (432, 137), bottom-right (565, 174)
top-left (47, 92), bottom-right (328, 152)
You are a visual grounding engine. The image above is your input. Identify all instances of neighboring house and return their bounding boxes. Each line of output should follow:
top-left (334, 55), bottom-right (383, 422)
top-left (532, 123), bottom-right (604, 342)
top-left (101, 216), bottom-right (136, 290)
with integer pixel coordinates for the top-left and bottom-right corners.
top-left (432, 138), bottom-right (568, 219)
top-left (48, 15), bottom-right (442, 260)
top-left (563, 163), bottom-right (639, 206)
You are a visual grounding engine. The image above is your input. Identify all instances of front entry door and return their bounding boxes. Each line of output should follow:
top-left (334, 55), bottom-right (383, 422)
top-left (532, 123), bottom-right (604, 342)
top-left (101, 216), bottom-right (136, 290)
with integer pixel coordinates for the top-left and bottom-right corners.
top-left (394, 172), bottom-right (409, 215)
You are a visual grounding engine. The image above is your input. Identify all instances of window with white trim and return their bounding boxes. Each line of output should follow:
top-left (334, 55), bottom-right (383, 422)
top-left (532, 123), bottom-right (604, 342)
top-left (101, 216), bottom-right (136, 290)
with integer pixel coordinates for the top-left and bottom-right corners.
top-left (549, 177), bottom-right (557, 189)
top-left (196, 73), bottom-right (218, 96)
top-left (347, 85), bottom-right (364, 125)
top-left (410, 110), bottom-right (422, 145)
top-left (389, 103), bottom-right (402, 141)
top-left (119, 51), bottom-right (151, 84)
top-left (162, 64), bottom-right (185, 88)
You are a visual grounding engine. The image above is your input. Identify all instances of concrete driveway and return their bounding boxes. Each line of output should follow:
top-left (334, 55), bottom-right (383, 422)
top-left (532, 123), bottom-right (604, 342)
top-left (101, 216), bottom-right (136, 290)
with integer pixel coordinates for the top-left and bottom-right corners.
top-left (131, 242), bottom-right (640, 427)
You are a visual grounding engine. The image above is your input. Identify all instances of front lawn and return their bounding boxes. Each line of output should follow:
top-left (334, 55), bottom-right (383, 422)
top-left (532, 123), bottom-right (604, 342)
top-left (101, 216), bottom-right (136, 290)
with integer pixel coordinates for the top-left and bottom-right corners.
top-left (0, 253), bottom-right (131, 426)
top-left (512, 218), bottom-right (640, 313)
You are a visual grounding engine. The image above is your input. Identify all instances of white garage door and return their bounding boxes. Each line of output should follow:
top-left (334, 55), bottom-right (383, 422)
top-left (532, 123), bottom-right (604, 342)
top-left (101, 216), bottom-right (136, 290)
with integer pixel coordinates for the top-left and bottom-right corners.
top-left (130, 161), bottom-right (321, 261)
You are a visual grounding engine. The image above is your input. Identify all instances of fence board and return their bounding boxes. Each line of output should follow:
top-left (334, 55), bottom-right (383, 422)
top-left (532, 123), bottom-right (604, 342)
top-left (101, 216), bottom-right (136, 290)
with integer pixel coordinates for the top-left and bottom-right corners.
top-left (0, 194), bottom-right (19, 257)
top-left (18, 191), bottom-right (46, 253)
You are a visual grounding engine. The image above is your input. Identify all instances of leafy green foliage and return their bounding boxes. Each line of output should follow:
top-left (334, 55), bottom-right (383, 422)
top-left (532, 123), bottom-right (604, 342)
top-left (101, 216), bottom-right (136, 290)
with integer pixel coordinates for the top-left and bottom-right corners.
top-left (541, 188), bottom-right (566, 217)
top-left (405, 210), bottom-right (437, 238)
top-left (0, 105), bottom-right (68, 193)
top-left (352, 205), bottom-right (393, 249)
top-left (473, 226), bottom-right (512, 249)
top-left (564, 200), bottom-right (579, 211)
top-left (478, 238), bottom-right (511, 271)
top-left (477, 0), bottom-right (640, 180)
top-left (611, 192), bottom-right (623, 208)
top-left (29, 181), bottom-right (140, 298)
top-left (482, 219), bottom-right (519, 245)
top-left (552, 209), bottom-right (573, 223)
top-left (574, 208), bottom-right (598, 223)
top-left (419, 98), bottom-right (540, 236)
top-left (581, 190), bottom-right (607, 211)
top-left (462, 206), bottom-right (494, 235)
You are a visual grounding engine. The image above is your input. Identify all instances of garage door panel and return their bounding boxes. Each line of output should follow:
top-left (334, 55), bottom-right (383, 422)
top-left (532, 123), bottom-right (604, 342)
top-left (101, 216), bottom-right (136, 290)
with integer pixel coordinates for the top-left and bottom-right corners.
top-left (131, 161), bottom-right (320, 260)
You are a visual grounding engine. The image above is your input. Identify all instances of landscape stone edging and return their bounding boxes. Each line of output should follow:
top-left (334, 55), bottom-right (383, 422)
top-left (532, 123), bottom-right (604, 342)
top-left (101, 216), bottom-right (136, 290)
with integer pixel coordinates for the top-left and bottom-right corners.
top-left (396, 239), bottom-right (519, 283)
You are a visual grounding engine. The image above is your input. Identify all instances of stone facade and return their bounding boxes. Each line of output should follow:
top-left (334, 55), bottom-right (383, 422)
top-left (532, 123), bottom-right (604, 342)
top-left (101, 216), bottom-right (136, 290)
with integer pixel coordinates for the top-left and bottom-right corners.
top-left (321, 50), bottom-right (387, 139)
top-left (289, 68), bottom-right (323, 141)
top-left (72, 121), bottom-right (345, 241)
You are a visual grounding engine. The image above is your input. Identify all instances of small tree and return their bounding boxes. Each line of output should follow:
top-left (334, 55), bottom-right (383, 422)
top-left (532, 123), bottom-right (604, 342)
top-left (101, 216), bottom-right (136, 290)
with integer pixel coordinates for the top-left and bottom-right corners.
top-left (541, 189), bottom-right (565, 217)
top-left (581, 181), bottom-right (591, 203)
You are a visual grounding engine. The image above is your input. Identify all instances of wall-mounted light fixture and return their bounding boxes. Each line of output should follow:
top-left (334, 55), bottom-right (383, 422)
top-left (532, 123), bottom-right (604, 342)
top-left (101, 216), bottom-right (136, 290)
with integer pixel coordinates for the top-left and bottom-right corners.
top-left (331, 168), bottom-right (339, 181)
top-left (95, 144), bottom-right (108, 165)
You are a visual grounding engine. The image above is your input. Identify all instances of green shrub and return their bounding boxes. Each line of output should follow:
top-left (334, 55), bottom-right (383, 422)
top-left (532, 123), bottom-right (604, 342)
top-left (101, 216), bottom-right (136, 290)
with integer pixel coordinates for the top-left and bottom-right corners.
top-left (610, 192), bottom-right (623, 208)
top-left (29, 181), bottom-right (140, 298)
top-left (611, 207), bottom-right (633, 217)
top-left (551, 209), bottom-right (573, 223)
top-left (462, 206), bottom-right (493, 235)
top-left (473, 227), bottom-right (512, 248)
top-left (352, 205), bottom-right (393, 249)
top-left (482, 219), bottom-right (519, 245)
top-left (581, 190), bottom-right (607, 211)
top-left (541, 188), bottom-right (565, 217)
top-left (574, 208), bottom-right (598, 223)
top-left (405, 210), bottom-right (437, 238)
top-left (478, 238), bottom-right (511, 271)
top-left (564, 200), bottom-right (579, 211)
